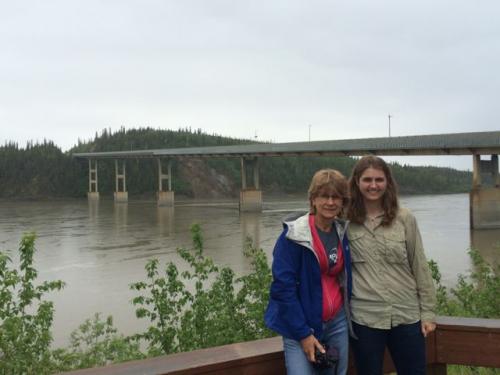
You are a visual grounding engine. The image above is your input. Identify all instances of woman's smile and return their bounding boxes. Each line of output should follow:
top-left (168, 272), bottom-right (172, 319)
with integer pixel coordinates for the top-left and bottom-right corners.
top-left (358, 167), bottom-right (387, 203)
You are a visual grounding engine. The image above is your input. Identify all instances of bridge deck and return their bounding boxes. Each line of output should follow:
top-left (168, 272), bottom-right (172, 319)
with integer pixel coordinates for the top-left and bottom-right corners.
top-left (73, 131), bottom-right (500, 159)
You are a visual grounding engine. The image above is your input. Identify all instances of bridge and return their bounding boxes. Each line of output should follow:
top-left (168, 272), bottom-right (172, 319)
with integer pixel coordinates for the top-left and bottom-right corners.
top-left (73, 130), bottom-right (500, 229)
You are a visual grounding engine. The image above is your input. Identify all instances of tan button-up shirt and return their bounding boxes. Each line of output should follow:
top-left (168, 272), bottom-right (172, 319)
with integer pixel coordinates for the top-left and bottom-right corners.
top-left (348, 207), bottom-right (436, 329)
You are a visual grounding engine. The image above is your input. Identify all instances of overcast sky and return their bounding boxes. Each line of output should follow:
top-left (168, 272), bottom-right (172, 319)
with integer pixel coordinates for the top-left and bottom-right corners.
top-left (1, 1), bottom-right (499, 170)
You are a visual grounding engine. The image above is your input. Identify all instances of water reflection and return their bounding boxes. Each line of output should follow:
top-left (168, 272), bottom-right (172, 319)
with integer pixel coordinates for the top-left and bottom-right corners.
top-left (470, 229), bottom-right (500, 268)
top-left (157, 206), bottom-right (174, 237)
top-left (240, 211), bottom-right (261, 249)
top-left (113, 202), bottom-right (128, 230)
top-left (1, 194), bottom-right (499, 349)
top-left (88, 199), bottom-right (99, 219)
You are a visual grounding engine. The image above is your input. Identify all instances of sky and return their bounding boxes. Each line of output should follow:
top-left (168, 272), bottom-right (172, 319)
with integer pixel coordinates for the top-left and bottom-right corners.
top-left (1, 1), bottom-right (499, 171)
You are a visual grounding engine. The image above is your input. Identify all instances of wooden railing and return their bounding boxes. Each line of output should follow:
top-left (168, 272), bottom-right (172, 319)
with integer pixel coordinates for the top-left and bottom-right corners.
top-left (60, 317), bottom-right (500, 375)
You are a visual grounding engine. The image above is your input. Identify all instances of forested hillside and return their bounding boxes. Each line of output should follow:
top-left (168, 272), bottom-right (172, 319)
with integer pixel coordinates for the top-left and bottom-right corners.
top-left (0, 127), bottom-right (472, 199)
top-left (0, 140), bottom-right (83, 198)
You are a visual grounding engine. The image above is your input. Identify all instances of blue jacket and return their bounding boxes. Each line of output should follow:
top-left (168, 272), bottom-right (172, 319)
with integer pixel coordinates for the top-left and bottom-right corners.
top-left (264, 212), bottom-right (353, 341)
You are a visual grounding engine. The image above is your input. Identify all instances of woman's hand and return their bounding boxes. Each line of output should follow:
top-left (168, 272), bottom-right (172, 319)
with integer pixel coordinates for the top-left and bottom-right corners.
top-left (421, 320), bottom-right (436, 337)
top-left (300, 334), bottom-right (324, 362)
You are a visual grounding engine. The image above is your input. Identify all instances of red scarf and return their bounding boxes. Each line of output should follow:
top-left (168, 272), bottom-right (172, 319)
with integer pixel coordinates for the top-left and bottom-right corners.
top-left (309, 214), bottom-right (344, 321)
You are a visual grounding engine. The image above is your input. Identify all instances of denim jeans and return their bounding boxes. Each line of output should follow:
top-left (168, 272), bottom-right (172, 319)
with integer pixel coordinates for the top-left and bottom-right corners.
top-left (350, 321), bottom-right (426, 375)
top-left (283, 307), bottom-right (348, 375)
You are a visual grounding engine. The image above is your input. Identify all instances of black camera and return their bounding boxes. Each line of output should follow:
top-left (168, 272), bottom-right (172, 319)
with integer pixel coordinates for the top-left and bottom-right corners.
top-left (313, 343), bottom-right (339, 371)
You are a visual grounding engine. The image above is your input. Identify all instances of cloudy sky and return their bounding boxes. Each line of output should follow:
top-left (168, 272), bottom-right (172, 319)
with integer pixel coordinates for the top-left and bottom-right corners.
top-left (1, 1), bottom-right (499, 170)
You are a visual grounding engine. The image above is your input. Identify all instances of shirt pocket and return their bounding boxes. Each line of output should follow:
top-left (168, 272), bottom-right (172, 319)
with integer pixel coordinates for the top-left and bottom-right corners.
top-left (347, 230), bottom-right (366, 263)
top-left (383, 230), bottom-right (408, 264)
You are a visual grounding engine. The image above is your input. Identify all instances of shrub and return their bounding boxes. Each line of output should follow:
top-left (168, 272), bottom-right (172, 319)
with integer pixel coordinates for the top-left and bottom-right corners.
top-left (0, 233), bottom-right (64, 374)
top-left (51, 313), bottom-right (143, 371)
top-left (130, 224), bottom-right (274, 356)
top-left (430, 249), bottom-right (500, 318)
top-left (430, 249), bottom-right (500, 375)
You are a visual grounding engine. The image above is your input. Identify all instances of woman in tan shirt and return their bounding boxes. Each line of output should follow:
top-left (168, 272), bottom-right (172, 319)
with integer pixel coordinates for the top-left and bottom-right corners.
top-left (347, 156), bottom-right (437, 375)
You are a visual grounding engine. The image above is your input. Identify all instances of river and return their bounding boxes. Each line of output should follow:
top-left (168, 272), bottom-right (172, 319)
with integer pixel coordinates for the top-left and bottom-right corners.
top-left (0, 193), bottom-right (498, 348)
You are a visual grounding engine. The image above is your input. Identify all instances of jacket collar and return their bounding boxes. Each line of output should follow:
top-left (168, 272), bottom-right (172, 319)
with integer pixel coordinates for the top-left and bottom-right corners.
top-left (284, 212), bottom-right (349, 249)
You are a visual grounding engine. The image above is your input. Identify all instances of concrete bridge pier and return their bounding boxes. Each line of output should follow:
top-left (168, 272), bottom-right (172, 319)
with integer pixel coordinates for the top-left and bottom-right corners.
top-left (470, 154), bottom-right (500, 229)
top-left (157, 158), bottom-right (174, 206)
top-left (239, 157), bottom-right (262, 212)
top-left (114, 160), bottom-right (128, 203)
top-left (87, 159), bottom-right (99, 200)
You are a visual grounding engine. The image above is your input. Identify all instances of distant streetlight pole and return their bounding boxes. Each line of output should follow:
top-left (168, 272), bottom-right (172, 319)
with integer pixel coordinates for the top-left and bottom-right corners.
top-left (309, 124), bottom-right (312, 142)
top-left (388, 114), bottom-right (392, 137)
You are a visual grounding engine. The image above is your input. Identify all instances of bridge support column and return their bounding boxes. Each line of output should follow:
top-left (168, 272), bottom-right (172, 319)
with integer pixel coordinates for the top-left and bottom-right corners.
top-left (87, 159), bottom-right (99, 200)
top-left (157, 158), bottom-right (174, 206)
top-left (114, 160), bottom-right (128, 203)
top-left (470, 154), bottom-right (500, 229)
top-left (239, 157), bottom-right (262, 212)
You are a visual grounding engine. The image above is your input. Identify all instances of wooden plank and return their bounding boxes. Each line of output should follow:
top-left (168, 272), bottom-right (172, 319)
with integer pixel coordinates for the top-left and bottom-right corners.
top-left (59, 336), bottom-right (286, 375)
top-left (436, 328), bottom-right (500, 368)
top-left (60, 317), bottom-right (500, 375)
top-left (435, 317), bottom-right (500, 368)
top-left (436, 316), bottom-right (500, 331)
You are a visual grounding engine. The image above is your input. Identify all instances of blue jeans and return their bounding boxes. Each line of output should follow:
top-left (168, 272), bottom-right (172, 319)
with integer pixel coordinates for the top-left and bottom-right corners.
top-left (350, 321), bottom-right (426, 375)
top-left (283, 307), bottom-right (348, 375)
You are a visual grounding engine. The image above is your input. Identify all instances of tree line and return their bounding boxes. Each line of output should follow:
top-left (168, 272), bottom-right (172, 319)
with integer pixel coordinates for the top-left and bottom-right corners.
top-left (0, 127), bottom-right (472, 199)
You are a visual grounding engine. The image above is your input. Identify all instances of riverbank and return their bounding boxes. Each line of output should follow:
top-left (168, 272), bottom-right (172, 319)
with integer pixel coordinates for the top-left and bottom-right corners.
top-left (1, 193), bottom-right (498, 349)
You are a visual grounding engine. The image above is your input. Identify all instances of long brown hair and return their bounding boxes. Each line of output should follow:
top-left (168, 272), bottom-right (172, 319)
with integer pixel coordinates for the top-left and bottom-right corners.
top-left (308, 169), bottom-right (349, 215)
top-left (347, 156), bottom-right (399, 226)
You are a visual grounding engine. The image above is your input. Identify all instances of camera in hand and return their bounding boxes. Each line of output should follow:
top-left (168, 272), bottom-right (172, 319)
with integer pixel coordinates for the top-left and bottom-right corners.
top-left (313, 343), bottom-right (339, 371)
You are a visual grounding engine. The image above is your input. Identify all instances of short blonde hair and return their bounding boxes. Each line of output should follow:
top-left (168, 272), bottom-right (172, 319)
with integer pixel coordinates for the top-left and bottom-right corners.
top-left (308, 169), bottom-right (349, 214)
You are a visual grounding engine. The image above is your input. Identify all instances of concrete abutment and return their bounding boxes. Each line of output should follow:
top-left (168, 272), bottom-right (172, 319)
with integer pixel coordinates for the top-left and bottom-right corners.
top-left (470, 154), bottom-right (500, 229)
top-left (239, 190), bottom-right (263, 212)
top-left (239, 157), bottom-right (262, 212)
top-left (157, 191), bottom-right (175, 207)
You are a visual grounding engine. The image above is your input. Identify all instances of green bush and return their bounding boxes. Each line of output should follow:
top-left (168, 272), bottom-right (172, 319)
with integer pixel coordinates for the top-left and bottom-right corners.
top-left (129, 224), bottom-right (274, 356)
top-left (0, 229), bottom-right (274, 372)
top-left (51, 313), bottom-right (143, 372)
top-left (430, 249), bottom-right (500, 318)
top-left (3, 231), bottom-right (498, 373)
top-left (430, 249), bottom-right (500, 375)
top-left (0, 234), bottom-right (143, 374)
top-left (0, 233), bottom-right (64, 374)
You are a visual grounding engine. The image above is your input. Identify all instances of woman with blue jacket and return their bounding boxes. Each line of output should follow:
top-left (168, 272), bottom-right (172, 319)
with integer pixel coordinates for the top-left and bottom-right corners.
top-left (265, 169), bottom-right (353, 375)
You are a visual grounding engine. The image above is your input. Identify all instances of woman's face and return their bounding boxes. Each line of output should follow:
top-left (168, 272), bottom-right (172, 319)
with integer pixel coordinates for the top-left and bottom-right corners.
top-left (358, 167), bottom-right (387, 203)
top-left (312, 188), bottom-right (343, 223)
